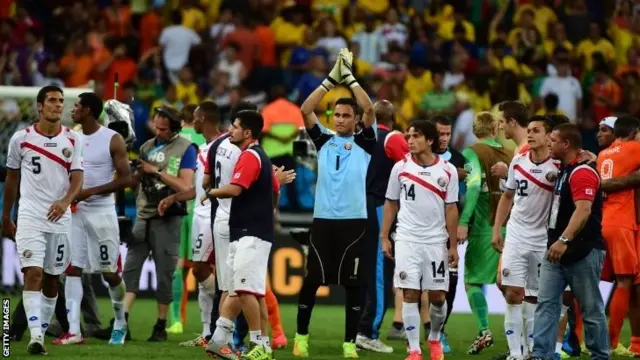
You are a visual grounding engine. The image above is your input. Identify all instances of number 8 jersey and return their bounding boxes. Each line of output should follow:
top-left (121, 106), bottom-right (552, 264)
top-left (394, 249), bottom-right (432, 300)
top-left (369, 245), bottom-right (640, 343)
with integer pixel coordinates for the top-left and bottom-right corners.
top-left (6, 125), bottom-right (83, 233)
top-left (386, 155), bottom-right (458, 244)
top-left (504, 152), bottom-right (558, 250)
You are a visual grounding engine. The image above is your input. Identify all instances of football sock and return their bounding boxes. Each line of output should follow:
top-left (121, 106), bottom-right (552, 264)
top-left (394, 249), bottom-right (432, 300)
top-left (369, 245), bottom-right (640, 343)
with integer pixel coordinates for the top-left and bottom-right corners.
top-left (428, 302), bottom-right (447, 341)
top-left (467, 285), bottom-right (489, 331)
top-left (249, 330), bottom-right (262, 344)
top-left (212, 317), bottom-right (234, 344)
top-left (198, 283), bottom-right (214, 337)
top-left (505, 303), bottom-right (523, 356)
top-left (296, 281), bottom-right (320, 335)
top-left (65, 276), bottom-right (83, 335)
top-left (23, 291), bottom-right (42, 339)
top-left (170, 268), bottom-right (183, 325)
top-left (180, 272), bottom-right (189, 324)
top-left (403, 302), bottom-right (421, 353)
top-left (265, 287), bottom-right (283, 339)
top-left (609, 286), bottom-right (631, 347)
top-left (523, 301), bottom-right (536, 353)
top-left (344, 286), bottom-right (362, 342)
top-left (108, 279), bottom-right (127, 330)
top-left (41, 294), bottom-right (57, 335)
top-left (555, 342), bottom-right (563, 353)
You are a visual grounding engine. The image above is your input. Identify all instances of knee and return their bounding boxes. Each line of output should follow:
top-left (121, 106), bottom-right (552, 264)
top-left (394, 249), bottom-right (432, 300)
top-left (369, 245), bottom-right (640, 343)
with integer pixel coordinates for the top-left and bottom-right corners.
top-left (192, 263), bottom-right (211, 282)
top-left (23, 267), bottom-right (44, 289)
top-left (428, 291), bottom-right (446, 307)
top-left (504, 287), bottom-right (525, 304)
top-left (102, 272), bottom-right (121, 287)
top-left (41, 274), bottom-right (59, 297)
top-left (402, 289), bottom-right (420, 303)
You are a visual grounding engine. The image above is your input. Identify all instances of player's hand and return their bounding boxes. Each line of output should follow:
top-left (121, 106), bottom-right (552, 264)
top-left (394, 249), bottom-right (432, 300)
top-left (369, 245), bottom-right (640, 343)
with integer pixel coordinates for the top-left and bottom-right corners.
top-left (546, 240), bottom-right (568, 263)
top-left (200, 192), bottom-right (209, 206)
top-left (456, 167), bottom-right (469, 181)
top-left (322, 55), bottom-right (342, 90)
top-left (492, 230), bottom-right (504, 253)
top-left (48, 200), bottom-right (70, 222)
top-left (2, 217), bottom-right (16, 240)
top-left (158, 195), bottom-right (176, 216)
top-left (137, 159), bottom-right (159, 174)
top-left (448, 248), bottom-right (459, 268)
top-left (577, 150), bottom-right (597, 164)
top-left (491, 162), bottom-right (508, 179)
top-left (339, 48), bottom-right (356, 85)
top-left (273, 165), bottom-right (296, 185)
top-left (382, 237), bottom-right (394, 261)
top-left (457, 225), bottom-right (468, 244)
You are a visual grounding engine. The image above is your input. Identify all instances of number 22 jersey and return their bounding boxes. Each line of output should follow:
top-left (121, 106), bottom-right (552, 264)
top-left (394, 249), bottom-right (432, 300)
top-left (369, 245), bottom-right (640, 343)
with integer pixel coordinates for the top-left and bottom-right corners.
top-left (504, 152), bottom-right (558, 250)
top-left (386, 155), bottom-right (459, 245)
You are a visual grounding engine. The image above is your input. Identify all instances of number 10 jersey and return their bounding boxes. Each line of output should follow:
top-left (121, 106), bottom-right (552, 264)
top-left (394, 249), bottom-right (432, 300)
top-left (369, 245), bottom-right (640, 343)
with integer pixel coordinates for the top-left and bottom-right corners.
top-left (386, 155), bottom-right (458, 245)
top-left (504, 152), bottom-right (558, 251)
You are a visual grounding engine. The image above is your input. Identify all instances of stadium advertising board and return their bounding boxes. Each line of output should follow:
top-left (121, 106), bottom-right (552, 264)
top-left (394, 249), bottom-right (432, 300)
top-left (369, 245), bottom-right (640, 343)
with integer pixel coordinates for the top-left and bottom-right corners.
top-left (1, 236), bottom-right (613, 314)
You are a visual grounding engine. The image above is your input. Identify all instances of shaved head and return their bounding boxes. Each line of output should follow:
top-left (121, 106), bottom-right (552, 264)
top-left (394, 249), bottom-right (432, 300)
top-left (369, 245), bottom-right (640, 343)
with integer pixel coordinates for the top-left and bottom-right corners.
top-left (374, 100), bottom-right (395, 126)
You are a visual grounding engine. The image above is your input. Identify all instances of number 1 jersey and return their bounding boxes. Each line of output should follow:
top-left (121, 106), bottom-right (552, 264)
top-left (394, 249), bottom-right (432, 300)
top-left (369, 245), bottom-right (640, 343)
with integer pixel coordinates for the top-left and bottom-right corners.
top-left (504, 152), bottom-right (558, 250)
top-left (6, 125), bottom-right (83, 233)
top-left (386, 155), bottom-right (458, 245)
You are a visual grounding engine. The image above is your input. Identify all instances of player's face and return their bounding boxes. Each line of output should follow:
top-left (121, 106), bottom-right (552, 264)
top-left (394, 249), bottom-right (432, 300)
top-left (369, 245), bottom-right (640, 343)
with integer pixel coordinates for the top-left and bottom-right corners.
top-left (435, 123), bottom-right (451, 152)
top-left (40, 91), bottom-right (64, 123)
top-left (70, 98), bottom-right (86, 124)
top-left (333, 104), bottom-right (356, 136)
top-left (497, 111), bottom-right (511, 139)
top-left (407, 127), bottom-right (432, 155)
top-left (154, 116), bottom-right (173, 141)
top-left (527, 121), bottom-right (547, 150)
top-left (193, 107), bottom-right (204, 134)
top-left (597, 124), bottom-right (615, 149)
top-left (548, 130), bottom-right (567, 159)
top-left (229, 118), bottom-right (249, 146)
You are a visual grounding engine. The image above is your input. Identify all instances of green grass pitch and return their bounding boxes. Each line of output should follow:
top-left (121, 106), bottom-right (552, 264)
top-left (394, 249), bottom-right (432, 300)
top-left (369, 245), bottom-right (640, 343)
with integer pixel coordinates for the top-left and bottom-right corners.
top-left (5, 297), bottom-right (632, 359)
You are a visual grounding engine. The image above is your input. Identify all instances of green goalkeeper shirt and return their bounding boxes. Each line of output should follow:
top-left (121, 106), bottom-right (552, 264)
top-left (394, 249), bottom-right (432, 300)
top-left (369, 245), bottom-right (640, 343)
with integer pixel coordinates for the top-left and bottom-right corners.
top-left (179, 127), bottom-right (206, 212)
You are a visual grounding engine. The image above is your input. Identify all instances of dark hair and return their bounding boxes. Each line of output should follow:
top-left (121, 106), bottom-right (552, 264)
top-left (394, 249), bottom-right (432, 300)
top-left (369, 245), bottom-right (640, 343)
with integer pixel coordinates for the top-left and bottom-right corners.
top-left (171, 10), bottom-right (182, 24)
top-left (613, 115), bottom-right (640, 138)
top-left (453, 22), bottom-right (466, 35)
top-left (180, 104), bottom-right (198, 124)
top-left (335, 97), bottom-right (358, 116)
top-left (528, 115), bottom-right (553, 133)
top-left (230, 100), bottom-right (257, 121)
top-left (548, 114), bottom-right (570, 128)
top-left (78, 92), bottom-right (103, 119)
top-left (553, 123), bottom-right (582, 149)
top-left (431, 115), bottom-right (451, 126)
top-left (37, 85), bottom-right (63, 104)
top-left (155, 106), bottom-right (182, 131)
top-left (543, 93), bottom-right (559, 111)
top-left (373, 100), bottom-right (395, 125)
top-left (198, 101), bottom-right (221, 125)
top-left (498, 101), bottom-right (529, 128)
top-left (408, 119), bottom-right (439, 153)
top-left (235, 110), bottom-right (264, 139)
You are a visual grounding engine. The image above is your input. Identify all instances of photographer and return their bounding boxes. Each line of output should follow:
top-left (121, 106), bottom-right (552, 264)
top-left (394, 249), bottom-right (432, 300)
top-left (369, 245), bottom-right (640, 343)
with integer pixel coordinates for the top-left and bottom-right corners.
top-left (122, 106), bottom-right (197, 341)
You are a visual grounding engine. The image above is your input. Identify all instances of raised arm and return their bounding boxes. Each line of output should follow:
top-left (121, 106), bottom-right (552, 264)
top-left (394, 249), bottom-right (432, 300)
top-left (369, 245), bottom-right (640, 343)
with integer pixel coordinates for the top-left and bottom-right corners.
top-left (339, 49), bottom-right (375, 128)
top-left (300, 54), bottom-right (345, 129)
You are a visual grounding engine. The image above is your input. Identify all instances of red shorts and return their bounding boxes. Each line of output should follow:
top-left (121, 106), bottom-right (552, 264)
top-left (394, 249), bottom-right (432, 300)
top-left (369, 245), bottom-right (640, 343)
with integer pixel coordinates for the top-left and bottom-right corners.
top-left (601, 227), bottom-right (639, 283)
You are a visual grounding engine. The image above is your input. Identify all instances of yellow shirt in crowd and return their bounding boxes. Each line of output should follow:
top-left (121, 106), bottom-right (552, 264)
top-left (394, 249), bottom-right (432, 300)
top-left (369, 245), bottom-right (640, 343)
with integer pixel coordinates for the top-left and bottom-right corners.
top-left (514, 4), bottom-right (557, 38)
top-left (438, 19), bottom-right (475, 42)
top-left (576, 38), bottom-right (615, 70)
top-left (404, 70), bottom-right (433, 108)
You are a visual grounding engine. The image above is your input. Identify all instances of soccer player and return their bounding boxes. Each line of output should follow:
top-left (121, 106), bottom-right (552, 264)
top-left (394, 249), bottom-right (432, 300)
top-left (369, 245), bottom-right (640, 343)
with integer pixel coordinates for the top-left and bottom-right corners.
top-left (53, 92), bottom-right (131, 346)
top-left (596, 115), bottom-right (640, 356)
top-left (493, 116), bottom-right (558, 359)
top-left (2, 85), bottom-right (84, 354)
top-left (205, 110), bottom-right (279, 360)
top-left (458, 112), bottom-right (512, 354)
top-left (382, 119), bottom-right (459, 360)
top-left (168, 104), bottom-right (207, 334)
top-left (158, 101), bottom-right (222, 346)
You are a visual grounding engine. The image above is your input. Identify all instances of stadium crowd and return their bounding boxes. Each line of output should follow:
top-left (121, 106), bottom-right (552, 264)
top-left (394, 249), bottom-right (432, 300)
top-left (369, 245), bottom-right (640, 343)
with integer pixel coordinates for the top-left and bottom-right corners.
top-left (3, 0), bottom-right (640, 360)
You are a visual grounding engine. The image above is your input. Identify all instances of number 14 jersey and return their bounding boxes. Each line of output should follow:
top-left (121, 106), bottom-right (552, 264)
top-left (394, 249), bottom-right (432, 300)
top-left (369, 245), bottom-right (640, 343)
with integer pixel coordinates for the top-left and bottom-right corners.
top-left (504, 152), bottom-right (558, 250)
top-left (386, 155), bottom-right (459, 245)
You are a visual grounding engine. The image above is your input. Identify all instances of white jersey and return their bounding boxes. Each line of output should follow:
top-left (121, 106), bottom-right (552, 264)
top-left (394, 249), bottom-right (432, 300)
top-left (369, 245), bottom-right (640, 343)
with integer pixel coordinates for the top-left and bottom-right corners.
top-left (386, 155), bottom-right (459, 244)
top-left (504, 152), bottom-right (559, 250)
top-left (76, 126), bottom-right (117, 211)
top-left (6, 125), bottom-right (83, 233)
top-left (194, 141), bottom-right (212, 218)
top-left (213, 137), bottom-right (241, 222)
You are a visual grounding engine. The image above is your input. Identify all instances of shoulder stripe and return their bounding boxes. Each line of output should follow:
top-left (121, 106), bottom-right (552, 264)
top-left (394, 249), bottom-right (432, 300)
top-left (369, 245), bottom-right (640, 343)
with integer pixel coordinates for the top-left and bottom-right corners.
top-left (514, 164), bottom-right (554, 192)
top-left (399, 171), bottom-right (445, 200)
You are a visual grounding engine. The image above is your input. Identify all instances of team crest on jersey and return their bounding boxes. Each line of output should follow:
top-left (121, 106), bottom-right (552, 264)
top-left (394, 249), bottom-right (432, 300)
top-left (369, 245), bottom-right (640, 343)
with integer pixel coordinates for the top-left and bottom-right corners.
top-left (502, 268), bottom-right (510, 277)
top-left (399, 271), bottom-right (407, 280)
top-left (23, 250), bottom-right (32, 259)
top-left (62, 147), bottom-right (72, 158)
top-left (545, 171), bottom-right (558, 182)
top-left (344, 142), bottom-right (352, 150)
top-left (437, 176), bottom-right (448, 187)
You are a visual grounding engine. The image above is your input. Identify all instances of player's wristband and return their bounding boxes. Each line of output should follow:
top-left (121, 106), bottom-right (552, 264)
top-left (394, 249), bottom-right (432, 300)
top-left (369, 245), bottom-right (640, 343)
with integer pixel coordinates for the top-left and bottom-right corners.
top-left (321, 78), bottom-right (337, 91)
top-left (343, 74), bottom-right (359, 88)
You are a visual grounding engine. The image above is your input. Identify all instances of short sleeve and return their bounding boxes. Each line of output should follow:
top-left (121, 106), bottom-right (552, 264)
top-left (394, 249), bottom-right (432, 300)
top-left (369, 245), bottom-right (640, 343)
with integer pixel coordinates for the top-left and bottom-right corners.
top-left (539, 78), bottom-right (551, 97)
top-left (70, 135), bottom-right (83, 171)
top-left (569, 166), bottom-right (600, 202)
top-left (306, 123), bottom-right (332, 150)
top-left (445, 163), bottom-right (459, 204)
top-left (354, 120), bottom-right (377, 155)
top-left (385, 162), bottom-right (403, 201)
top-left (572, 78), bottom-right (583, 99)
top-left (179, 144), bottom-right (198, 170)
top-left (505, 158), bottom-right (517, 190)
top-left (6, 132), bottom-right (22, 170)
top-left (231, 150), bottom-right (261, 190)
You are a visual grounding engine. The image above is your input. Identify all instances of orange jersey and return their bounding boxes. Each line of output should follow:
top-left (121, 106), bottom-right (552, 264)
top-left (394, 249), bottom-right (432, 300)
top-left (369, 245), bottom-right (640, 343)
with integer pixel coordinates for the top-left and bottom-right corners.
top-left (597, 140), bottom-right (640, 230)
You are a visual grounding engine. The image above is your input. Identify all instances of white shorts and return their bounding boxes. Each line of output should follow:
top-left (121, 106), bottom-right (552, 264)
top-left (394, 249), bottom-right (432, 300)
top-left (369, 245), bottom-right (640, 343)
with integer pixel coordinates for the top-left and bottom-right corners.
top-left (501, 240), bottom-right (544, 290)
top-left (213, 218), bottom-right (232, 292)
top-left (228, 236), bottom-right (272, 296)
top-left (16, 227), bottom-right (70, 275)
top-left (394, 241), bottom-right (449, 291)
top-left (192, 214), bottom-right (213, 263)
top-left (70, 209), bottom-right (120, 273)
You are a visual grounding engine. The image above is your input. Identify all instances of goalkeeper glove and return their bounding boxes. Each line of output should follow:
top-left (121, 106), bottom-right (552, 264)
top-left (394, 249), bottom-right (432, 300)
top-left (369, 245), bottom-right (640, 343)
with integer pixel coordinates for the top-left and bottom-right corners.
top-left (321, 56), bottom-right (342, 91)
top-left (339, 48), bottom-right (358, 88)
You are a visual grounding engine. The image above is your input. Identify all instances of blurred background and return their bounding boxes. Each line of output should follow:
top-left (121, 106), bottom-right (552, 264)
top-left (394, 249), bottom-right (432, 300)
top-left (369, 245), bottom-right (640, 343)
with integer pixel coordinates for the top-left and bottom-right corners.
top-left (0, 0), bottom-right (633, 215)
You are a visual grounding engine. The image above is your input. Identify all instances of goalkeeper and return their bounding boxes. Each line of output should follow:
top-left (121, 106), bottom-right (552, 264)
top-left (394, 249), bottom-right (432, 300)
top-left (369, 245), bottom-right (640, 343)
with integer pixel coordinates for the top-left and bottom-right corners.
top-left (456, 112), bottom-right (512, 355)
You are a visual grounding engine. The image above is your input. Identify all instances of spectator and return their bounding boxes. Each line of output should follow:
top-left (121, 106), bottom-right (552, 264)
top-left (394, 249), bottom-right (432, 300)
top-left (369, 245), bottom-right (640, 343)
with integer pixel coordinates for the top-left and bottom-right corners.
top-left (591, 61), bottom-right (622, 122)
top-left (420, 68), bottom-right (456, 117)
top-left (295, 53), bottom-right (326, 104)
top-left (159, 10), bottom-right (201, 83)
top-left (217, 43), bottom-right (245, 88)
top-left (352, 15), bottom-right (387, 65)
top-left (209, 6), bottom-right (235, 48)
top-left (180, 0), bottom-right (206, 33)
top-left (316, 18), bottom-right (347, 63)
top-left (59, 37), bottom-right (94, 87)
top-left (100, 44), bottom-right (137, 102)
top-left (539, 48), bottom-right (583, 122)
top-left (378, 8), bottom-right (408, 48)
top-left (103, 0), bottom-right (132, 38)
top-left (576, 21), bottom-right (615, 71)
top-left (221, 12), bottom-right (259, 76)
top-left (138, 5), bottom-right (163, 57)
top-left (514, 0), bottom-right (557, 38)
top-left (175, 66), bottom-right (199, 105)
